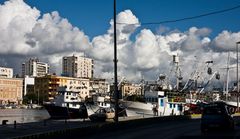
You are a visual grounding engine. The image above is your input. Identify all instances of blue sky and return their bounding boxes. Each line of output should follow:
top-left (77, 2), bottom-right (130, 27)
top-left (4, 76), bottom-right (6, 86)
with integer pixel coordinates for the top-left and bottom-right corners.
top-left (11, 0), bottom-right (239, 40)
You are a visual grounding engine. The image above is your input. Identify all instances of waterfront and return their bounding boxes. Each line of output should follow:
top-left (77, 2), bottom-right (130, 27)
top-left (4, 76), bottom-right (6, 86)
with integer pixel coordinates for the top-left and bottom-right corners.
top-left (0, 109), bottom-right (50, 124)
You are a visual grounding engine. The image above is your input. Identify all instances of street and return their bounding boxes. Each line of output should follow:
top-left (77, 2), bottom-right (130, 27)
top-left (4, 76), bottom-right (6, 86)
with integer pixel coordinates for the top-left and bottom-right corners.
top-left (80, 118), bottom-right (240, 139)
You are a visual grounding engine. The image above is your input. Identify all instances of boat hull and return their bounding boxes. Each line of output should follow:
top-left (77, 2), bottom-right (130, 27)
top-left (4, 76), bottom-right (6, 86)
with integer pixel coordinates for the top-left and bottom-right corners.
top-left (121, 100), bottom-right (183, 117)
top-left (44, 104), bottom-right (88, 119)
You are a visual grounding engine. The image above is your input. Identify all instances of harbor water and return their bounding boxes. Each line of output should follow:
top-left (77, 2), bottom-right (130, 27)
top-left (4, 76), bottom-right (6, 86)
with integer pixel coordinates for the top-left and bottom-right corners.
top-left (0, 109), bottom-right (50, 124)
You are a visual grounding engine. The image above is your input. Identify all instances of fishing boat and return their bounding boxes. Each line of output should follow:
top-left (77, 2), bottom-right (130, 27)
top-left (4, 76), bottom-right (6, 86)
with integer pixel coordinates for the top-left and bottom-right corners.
top-left (121, 81), bottom-right (185, 117)
top-left (43, 90), bottom-right (88, 119)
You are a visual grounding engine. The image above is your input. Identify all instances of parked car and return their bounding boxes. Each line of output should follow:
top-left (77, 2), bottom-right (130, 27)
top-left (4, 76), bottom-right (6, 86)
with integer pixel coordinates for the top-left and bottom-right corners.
top-left (201, 101), bottom-right (235, 133)
top-left (89, 107), bottom-right (115, 122)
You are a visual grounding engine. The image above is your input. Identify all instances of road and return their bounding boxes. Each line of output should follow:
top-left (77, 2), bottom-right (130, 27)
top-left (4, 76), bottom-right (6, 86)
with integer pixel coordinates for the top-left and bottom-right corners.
top-left (80, 118), bottom-right (240, 139)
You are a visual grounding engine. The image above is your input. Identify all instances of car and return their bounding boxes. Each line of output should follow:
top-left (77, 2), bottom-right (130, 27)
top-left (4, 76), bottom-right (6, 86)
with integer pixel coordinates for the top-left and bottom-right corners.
top-left (201, 101), bottom-right (235, 133)
top-left (89, 107), bottom-right (115, 122)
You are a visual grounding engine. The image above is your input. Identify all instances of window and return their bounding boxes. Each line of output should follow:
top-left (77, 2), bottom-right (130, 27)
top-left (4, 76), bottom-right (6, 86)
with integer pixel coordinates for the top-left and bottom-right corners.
top-left (160, 99), bottom-right (164, 107)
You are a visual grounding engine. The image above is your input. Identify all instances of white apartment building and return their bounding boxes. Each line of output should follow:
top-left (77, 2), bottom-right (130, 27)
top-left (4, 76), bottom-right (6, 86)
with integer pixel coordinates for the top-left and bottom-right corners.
top-left (62, 55), bottom-right (93, 78)
top-left (0, 67), bottom-right (13, 78)
top-left (22, 58), bottom-right (49, 77)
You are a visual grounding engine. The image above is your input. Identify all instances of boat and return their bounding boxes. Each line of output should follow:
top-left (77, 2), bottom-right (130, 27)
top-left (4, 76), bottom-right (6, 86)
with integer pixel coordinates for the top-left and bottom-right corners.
top-left (43, 90), bottom-right (88, 119)
top-left (122, 91), bottom-right (184, 117)
top-left (86, 95), bottom-right (111, 116)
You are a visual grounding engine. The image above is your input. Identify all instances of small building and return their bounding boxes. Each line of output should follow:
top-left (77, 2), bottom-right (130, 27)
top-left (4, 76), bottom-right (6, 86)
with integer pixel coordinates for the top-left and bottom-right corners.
top-left (0, 67), bottom-right (13, 78)
top-left (23, 76), bottom-right (35, 96)
top-left (0, 78), bottom-right (23, 104)
top-left (89, 78), bottom-right (110, 95)
top-left (121, 83), bottom-right (142, 97)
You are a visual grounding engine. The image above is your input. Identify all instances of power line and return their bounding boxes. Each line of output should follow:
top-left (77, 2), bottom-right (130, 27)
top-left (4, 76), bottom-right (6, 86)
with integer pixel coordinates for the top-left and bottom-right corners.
top-left (117, 4), bottom-right (240, 25)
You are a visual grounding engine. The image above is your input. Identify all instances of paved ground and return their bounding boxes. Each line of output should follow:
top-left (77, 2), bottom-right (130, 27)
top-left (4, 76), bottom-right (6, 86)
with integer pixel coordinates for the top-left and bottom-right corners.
top-left (1, 115), bottom-right (240, 139)
top-left (82, 117), bottom-right (240, 139)
top-left (0, 119), bottom-right (97, 139)
top-left (0, 116), bottom-right (146, 139)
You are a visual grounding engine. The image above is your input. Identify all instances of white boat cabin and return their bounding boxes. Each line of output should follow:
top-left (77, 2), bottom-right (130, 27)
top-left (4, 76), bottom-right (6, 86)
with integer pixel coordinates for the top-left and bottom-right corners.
top-left (54, 91), bottom-right (82, 109)
top-left (145, 91), bottom-right (183, 115)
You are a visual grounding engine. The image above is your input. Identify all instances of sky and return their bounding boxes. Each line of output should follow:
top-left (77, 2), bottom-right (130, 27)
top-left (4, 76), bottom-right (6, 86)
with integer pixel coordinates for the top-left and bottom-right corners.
top-left (22, 0), bottom-right (240, 39)
top-left (0, 0), bottom-right (240, 89)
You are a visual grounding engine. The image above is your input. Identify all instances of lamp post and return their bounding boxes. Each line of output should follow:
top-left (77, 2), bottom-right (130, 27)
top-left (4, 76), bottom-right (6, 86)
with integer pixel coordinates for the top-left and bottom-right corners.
top-left (236, 41), bottom-right (240, 112)
top-left (113, 0), bottom-right (119, 122)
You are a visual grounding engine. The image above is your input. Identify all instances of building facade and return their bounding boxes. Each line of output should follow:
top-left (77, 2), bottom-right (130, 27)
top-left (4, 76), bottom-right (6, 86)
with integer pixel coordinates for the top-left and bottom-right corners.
top-left (0, 67), bottom-right (13, 78)
top-left (89, 78), bottom-right (110, 95)
top-left (23, 76), bottom-right (35, 96)
top-left (0, 78), bottom-right (23, 104)
top-left (22, 58), bottom-right (49, 77)
top-left (62, 55), bottom-right (93, 78)
top-left (121, 83), bottom-right (142, 97)
top-left (34, 75), bottom-right (90, 101)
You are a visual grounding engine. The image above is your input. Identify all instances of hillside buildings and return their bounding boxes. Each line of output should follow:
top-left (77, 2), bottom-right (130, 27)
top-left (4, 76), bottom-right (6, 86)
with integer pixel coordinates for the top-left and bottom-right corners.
top-left (22, 58), bottom-right (49, 77)
top-left (62, 55), bottom-right (93, 79)
top-left (0, 67), bottom-right (13, 78)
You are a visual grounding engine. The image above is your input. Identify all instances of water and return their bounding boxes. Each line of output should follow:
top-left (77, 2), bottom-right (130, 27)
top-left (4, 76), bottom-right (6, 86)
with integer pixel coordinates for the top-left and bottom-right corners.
top-left (0, 109), bottom-right (50, 124)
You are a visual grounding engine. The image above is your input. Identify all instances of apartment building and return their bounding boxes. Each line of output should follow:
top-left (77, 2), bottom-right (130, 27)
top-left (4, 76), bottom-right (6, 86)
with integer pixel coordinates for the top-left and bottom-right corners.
top-left (22, 58), bottom-right (49, 77)
top-left (62, 55), bottom-right (93, 78)
top-left (34, 75), bottom-right (90, 101)
top-left (89, 78), bottom-right (110, 95)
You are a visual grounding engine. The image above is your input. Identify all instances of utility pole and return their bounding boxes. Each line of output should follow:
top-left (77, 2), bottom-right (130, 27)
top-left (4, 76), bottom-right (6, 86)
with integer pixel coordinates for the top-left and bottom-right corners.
top-left (113, 0), bottom-right (119, 123)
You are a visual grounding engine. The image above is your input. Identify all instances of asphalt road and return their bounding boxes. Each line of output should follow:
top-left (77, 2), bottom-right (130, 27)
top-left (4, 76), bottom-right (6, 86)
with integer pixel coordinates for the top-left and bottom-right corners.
top-left (80, 118), bottom-right (240, 139)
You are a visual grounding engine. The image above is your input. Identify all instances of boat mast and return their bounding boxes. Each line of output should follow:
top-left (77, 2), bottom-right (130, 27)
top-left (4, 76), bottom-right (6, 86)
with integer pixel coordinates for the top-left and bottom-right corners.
top-left (173, 54), bottom-right (180, 90)
top-left (226, 52), bottom-right (230, 100)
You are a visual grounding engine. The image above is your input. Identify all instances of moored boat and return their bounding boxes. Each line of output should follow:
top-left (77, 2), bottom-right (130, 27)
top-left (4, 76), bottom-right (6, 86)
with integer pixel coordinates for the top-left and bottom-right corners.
top-left (43, 90), bottom-right (88, 119)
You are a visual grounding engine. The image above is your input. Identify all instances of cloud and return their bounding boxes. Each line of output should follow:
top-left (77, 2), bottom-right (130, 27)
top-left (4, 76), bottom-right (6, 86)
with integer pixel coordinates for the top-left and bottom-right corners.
top-left (0, 0), bottom-right (40, 55)
top-left (0, 0), bottom-right (91, 74)
top-left (211, 30), bottom-right (240, 51)
top-left (0, 0), bottom-right (239, 90)
top-left (91, 10), bottom-right (140, 80)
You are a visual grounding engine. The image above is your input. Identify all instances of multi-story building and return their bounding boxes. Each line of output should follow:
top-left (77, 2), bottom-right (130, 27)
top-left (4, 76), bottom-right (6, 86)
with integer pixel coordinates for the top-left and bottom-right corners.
top-left (89, 78), bottom-right (110, 95)
top-left (22, 58), bottom-right (49, 77)
top-left (62, 55), bottom-right (93, 78)
top-left (0, 78), bottom-right (23, 104)
top-left (121, 83), bottom-right (142, 97)
top-left (23, 76), bottom-right (35, 96)
top-left (110, 82), bottom-right (142, 98)
top-left (34, 75), bottom-right (90, 101)
top-left (0, 67), bottom-right (13, 78)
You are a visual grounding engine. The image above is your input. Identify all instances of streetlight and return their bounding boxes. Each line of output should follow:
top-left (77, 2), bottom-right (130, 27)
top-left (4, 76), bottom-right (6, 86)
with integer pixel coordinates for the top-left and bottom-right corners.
top-left (236, 41), bottom-right (240, 112)
top-left (113, 0), bottom-right (119, 122)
